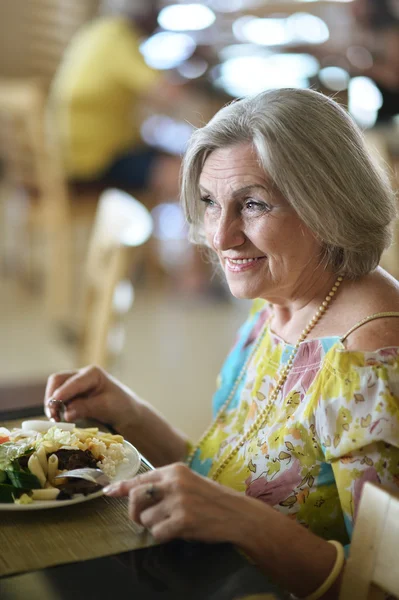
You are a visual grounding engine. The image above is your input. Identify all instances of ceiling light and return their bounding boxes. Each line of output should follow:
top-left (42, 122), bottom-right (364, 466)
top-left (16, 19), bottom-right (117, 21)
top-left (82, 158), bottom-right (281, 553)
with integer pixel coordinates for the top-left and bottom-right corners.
top-left (287, 13), bottom-right (329, 44)
top-left (215, 54), bottom-right (318, 97)
top-left (348, 77), bottom-right (383, 128)
top-left (319, 66), bottom-right (349, 91)
top-left (140, 32), bottom-right (196, 70)
top-left (177, 58), bottom-right (208, 79)
top-left (158, 4), bottom-right (216, 32)
top-left (233, 13), bottom-right (329, 46)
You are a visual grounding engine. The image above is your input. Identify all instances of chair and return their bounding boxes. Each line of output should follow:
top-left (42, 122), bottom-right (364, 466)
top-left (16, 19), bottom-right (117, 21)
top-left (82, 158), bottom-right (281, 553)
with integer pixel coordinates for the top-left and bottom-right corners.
top-left (79, 188), bottom-right (153, 368)
top-left (339, 482), bottom-right (399, 600)
top-left (0, 78), bottom-right (94, 322)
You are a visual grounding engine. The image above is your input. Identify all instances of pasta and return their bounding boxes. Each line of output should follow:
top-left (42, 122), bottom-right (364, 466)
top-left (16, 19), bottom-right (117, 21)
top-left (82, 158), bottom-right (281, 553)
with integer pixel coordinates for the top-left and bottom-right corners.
top-left (27, 454), bottom-right (46, 488)
top-left (47, 454), bottom-right (58, 486)
top-left (36, 444), bottom-right (48, 476)
top-left (31, 488), bottom-right (60, 501)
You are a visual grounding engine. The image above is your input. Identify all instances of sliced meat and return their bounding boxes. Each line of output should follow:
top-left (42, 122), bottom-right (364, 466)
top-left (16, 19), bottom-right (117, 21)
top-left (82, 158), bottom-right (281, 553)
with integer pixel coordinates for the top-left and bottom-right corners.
top-left (54, 449), bottom-right (98, 471)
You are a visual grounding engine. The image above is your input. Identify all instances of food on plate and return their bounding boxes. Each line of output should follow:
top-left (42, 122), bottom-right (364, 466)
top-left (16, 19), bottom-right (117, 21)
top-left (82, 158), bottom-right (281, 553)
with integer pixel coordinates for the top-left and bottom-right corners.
top-left (0, 421), bottom-right (130, 504)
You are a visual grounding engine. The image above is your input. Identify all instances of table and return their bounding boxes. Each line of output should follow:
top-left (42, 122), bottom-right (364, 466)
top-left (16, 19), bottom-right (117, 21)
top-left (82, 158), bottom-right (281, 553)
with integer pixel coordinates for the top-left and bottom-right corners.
top-left (0, 407), bottom-right (286, 600)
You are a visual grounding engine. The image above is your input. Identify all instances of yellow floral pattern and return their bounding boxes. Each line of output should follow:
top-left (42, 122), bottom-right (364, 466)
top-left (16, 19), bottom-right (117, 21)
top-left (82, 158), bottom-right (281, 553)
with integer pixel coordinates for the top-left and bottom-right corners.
top-left (190, 302), bottom-right (399, 545)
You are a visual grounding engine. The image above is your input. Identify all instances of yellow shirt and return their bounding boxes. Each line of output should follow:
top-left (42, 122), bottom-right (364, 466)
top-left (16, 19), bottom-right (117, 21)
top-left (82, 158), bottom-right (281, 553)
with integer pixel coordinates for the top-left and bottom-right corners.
top-left (49, 17), bottom-right (160, 178)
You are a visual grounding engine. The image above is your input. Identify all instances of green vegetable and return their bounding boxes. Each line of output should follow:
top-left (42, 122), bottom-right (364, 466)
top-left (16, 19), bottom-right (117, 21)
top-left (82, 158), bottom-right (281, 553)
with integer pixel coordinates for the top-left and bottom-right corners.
top-left (0, 470), bottom-right (6, 484)
top-left (6, 469), bottom-right (41, 489)
top-left (0, 442), bottom-right (33, 470)
top-left (0, 484), bottom-right (30, 503)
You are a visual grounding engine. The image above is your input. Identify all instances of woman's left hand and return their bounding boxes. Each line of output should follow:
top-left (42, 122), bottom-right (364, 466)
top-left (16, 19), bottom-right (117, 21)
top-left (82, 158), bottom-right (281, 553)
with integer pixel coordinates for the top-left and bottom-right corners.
top-left (104, 463), bottom-right (251, 544)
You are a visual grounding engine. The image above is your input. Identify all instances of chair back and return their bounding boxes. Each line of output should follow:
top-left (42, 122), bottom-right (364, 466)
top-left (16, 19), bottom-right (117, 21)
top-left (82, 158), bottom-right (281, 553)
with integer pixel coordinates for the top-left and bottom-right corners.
top-left (339, 482), bottom-right (399, 600)
top-left (0, 79), bottom-right (66, 204)
top-left (0, 78), bottom-right (73, 318)
top-left (80, 188), bottom-right (153, 367)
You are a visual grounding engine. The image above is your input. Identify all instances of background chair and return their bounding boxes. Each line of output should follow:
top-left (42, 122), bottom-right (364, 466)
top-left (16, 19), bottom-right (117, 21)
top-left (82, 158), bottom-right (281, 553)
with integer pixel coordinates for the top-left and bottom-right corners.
top-left (0, 78), bottom-right (96, 323)
top-left (0, 188), bottom-right (152, 418)
top-left (79, 188), bottom-right (153, 368)
top-left (339, 482), bottom-right (399, 600)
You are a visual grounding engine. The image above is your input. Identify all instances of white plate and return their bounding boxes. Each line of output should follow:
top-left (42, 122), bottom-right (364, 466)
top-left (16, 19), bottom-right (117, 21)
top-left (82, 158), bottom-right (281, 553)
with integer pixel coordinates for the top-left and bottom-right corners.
top-left (0, 440), bottom-right (141, 511)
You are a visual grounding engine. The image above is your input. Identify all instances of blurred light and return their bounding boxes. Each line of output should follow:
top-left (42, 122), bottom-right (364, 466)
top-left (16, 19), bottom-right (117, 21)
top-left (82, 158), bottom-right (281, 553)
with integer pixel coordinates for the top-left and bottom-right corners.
top-left (348, 77), bottom-right (383, 128)
top-left (215, 54), bottom-right (318, 97)
top-left (349, 77), bottom-right (383, 111)
top-left (287, 13), bottom-right (329, 44)
top-left (346, 46), bottom-right (373, 70)
top-left (113, 280), bottom-right (134, 314)
top-left (268, 53), bottom-right (320, 78)
top-left (233, 13), bottom-right (329, 46)
top-left (234, 17), bottom-right (289, 45)
top-left (319, 66), bottom-right (349, 91)
top-left (158, 4), bottom-right (216, 32)
top-left (140, 32), bottom-right (196, 70)
top-left (209, 0), bottom-right (247, 11)
top-left (141, 115), bottom-right (193, 154)
top-left (209, 0), bottom-right (266, 11)
top-left (151, 203), bottom-right (187, 241)
top-left (177, 58), bottom-right (208, 79)
top-left (219, 43), bottom-right (270, 61)
top-left (98, 189), bottom-right (153, 247)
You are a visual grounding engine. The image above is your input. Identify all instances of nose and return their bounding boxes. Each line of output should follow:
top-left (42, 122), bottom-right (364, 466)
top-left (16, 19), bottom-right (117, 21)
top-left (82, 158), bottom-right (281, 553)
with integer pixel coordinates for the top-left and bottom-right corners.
top-left (213, 212), bottom-right (245, 251)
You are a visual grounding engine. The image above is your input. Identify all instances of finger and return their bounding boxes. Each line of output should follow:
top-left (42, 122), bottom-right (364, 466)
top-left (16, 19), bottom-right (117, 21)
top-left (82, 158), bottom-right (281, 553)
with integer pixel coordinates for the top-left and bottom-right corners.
top-left (138, 497), bottom-right (169, 529)
top-left (128, 483), bottom-right (165, 523)
top-left (62, 397), bottom-right (92, 422)
top-left (49, 365), bottom-right (103, 405)
top-left (44, 371), bottom-right (77, 418)
top-left (150, 515), bottom-right (182, 544)
top-left (103, 472), bottom-right (162, 497)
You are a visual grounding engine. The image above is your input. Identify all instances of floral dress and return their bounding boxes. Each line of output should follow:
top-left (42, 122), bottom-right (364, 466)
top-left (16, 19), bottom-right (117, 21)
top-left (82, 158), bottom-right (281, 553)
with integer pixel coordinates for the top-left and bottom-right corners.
top-left (190, 300), bottom-right (399, 547)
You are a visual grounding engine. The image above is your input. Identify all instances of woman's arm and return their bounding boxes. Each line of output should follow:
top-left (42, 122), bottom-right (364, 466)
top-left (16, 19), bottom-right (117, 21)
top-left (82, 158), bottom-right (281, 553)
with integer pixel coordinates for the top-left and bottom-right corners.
top-left (115, 397), bottom-right (190, 467)
top-left (45, 366), bottom-right (190, 467)
top-left (231, 493), bottom-right (341, 599)
top-left (105, 464), bottom-right (342, 599)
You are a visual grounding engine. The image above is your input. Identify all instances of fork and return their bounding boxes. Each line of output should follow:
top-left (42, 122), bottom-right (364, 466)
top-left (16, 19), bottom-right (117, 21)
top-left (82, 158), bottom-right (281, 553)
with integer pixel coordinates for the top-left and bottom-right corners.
top-left (54, 461), bottom-right (152, 488)
top-left (54, 468), bottom-right (110, 487)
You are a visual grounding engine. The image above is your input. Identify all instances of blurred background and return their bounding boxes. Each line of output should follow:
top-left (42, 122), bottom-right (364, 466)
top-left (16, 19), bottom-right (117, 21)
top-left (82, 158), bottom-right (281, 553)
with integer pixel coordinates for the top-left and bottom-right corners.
top-left (0, 0), bottom-right (398, 440)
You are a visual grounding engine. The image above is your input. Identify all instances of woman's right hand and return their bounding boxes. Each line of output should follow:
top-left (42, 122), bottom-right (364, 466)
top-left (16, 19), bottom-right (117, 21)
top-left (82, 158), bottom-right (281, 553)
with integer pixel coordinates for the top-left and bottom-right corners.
top-left (44, 365), bottom-right (139, 431)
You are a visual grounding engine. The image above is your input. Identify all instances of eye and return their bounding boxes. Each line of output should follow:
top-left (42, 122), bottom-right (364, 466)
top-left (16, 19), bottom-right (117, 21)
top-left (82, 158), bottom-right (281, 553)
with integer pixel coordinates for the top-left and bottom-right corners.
top-left (243, 200), bottom-right (271, 213)
top-left (200, 195), bottom-right (215, 207)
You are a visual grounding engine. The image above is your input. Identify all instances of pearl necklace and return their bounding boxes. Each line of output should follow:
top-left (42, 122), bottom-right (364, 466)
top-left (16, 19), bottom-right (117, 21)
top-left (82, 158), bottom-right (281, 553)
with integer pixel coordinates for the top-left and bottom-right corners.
top-left (186, 276), bottom-right (344, 481)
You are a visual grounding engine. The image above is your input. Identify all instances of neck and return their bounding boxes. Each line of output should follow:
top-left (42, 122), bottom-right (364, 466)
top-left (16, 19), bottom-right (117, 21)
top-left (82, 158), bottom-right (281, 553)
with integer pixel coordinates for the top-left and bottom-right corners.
top-left (268, 271), bottom-right (340, 342)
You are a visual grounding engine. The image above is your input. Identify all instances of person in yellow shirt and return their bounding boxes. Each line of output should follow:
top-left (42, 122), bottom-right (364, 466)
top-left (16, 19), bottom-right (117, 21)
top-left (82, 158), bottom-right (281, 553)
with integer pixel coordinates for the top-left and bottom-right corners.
top-left (49, 0), bottom-right (180, 195)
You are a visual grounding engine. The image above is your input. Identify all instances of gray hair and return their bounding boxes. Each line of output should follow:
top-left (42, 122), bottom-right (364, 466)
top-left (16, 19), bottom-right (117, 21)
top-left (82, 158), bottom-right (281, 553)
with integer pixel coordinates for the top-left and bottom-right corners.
top-left (181, 88), bottom-right (397, 278)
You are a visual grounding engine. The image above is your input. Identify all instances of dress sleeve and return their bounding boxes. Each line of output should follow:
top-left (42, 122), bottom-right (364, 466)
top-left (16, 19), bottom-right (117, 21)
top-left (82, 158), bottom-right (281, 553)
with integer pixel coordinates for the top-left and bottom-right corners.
top-left (315, 347), bottom-right (399, 539)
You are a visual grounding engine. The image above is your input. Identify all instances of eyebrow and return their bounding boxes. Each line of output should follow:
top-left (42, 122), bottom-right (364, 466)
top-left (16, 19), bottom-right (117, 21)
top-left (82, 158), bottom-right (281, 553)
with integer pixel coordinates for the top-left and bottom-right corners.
top-left (199, 184), bottom-right (269, 198)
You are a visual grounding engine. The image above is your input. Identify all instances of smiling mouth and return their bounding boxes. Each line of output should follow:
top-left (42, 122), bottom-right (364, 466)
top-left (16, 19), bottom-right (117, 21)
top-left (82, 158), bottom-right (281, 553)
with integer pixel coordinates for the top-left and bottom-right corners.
top-left (225, 257), bottom-right (265, 265)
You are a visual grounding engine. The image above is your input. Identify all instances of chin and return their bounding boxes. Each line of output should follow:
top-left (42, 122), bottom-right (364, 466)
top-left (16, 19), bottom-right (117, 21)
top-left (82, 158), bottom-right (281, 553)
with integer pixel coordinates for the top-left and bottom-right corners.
top-left (226, 282), bottom-right (262, 300)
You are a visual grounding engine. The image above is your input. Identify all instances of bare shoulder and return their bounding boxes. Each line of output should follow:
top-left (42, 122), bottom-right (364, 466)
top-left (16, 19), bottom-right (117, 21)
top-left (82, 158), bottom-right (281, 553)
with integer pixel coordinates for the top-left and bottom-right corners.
top-left (342, 269), bottom-right (399, 352)
top-left (344, 316), bottom-right (399, 351)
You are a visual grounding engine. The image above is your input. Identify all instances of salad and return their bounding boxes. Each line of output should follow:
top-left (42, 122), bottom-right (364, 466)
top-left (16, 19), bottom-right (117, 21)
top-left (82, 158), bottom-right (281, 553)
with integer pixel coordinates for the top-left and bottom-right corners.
top-left (0, 421), bottom-right (129, 504)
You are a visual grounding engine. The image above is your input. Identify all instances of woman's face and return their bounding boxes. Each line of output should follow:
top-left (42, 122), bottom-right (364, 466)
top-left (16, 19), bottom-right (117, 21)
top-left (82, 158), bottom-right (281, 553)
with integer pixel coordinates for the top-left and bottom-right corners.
top-left (199, 143), bottom-right (323, 302)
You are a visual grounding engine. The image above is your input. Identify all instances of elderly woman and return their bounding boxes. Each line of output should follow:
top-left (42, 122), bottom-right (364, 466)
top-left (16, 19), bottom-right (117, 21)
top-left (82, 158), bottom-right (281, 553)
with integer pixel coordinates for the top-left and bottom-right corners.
top-left (45, 89), bottom-right (399, 600)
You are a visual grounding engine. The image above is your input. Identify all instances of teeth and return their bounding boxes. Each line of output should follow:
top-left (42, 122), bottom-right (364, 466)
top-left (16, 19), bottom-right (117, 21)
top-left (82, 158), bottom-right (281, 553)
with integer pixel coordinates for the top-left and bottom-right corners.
top-left (228, 258), bottom-right (259, 264)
